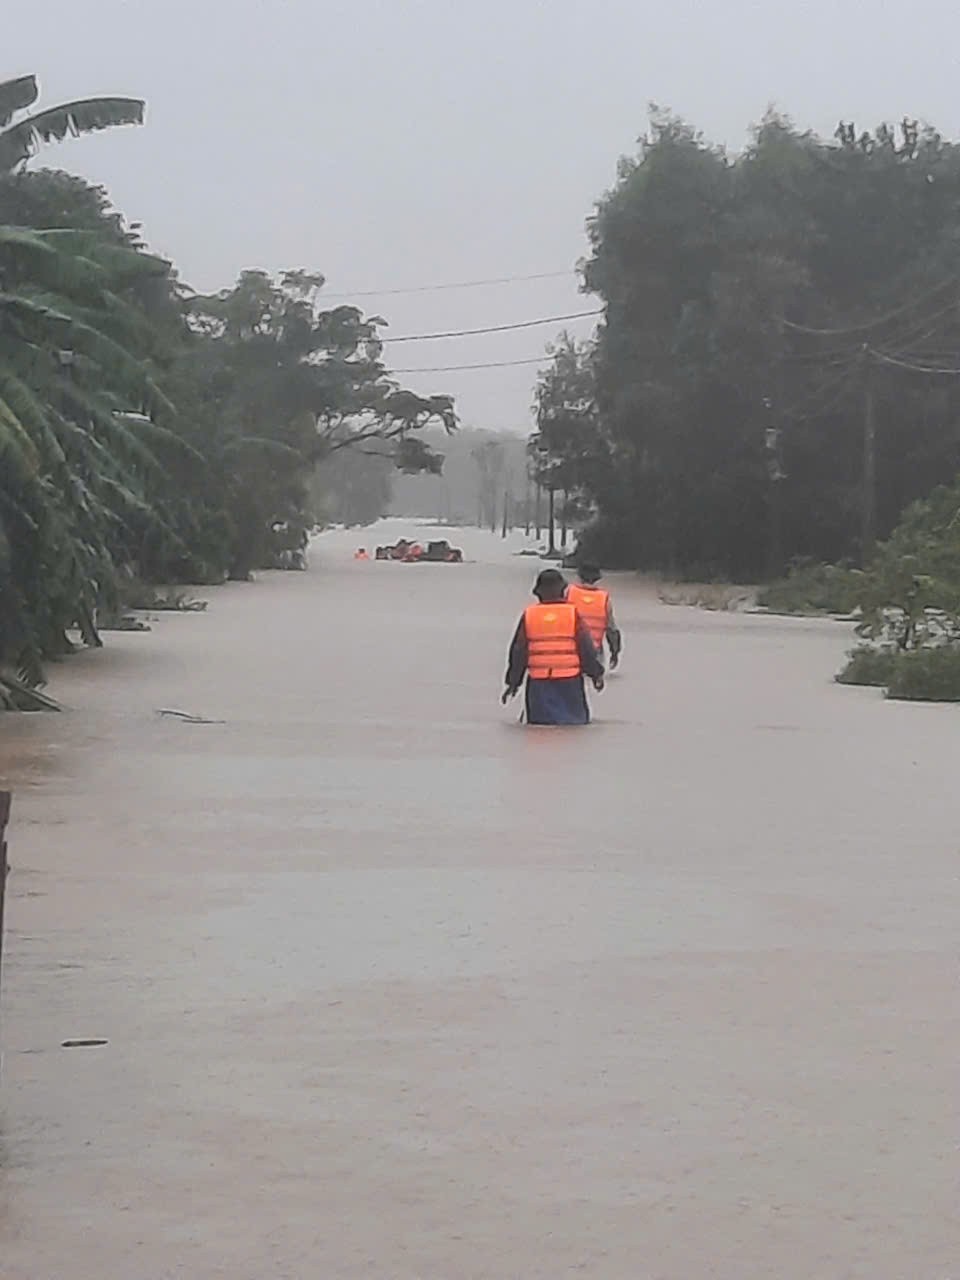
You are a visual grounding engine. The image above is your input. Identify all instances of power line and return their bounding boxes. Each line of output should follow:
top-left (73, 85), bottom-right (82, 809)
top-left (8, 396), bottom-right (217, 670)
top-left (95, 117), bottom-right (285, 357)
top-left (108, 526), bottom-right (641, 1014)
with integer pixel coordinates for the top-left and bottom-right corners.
top-left (781, 276), bottom-right (958, 339)
top-left (393, 356), bottom-right (548, 374)
top-left (873, 295), bottom-right (960, 354)
top-left (782, 358), bottom-right (860, 423)
top-left (383, 309), bottom-right (601, 343)
top-left (322, 269), bottom-right (574, 300)
top-left (868, 346), bottom-right (960, 375)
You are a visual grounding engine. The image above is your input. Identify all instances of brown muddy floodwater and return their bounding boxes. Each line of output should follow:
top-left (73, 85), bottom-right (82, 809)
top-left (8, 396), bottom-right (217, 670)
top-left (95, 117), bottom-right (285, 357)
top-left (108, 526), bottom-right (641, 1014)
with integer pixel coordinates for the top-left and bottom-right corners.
top-left (0, 522), bottom-right (956, 1279)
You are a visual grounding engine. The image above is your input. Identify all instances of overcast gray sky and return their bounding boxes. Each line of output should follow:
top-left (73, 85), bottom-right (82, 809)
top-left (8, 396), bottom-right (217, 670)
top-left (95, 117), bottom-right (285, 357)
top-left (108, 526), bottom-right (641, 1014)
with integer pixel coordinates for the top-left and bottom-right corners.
top-left (15, 0), bottom-right (960, 430)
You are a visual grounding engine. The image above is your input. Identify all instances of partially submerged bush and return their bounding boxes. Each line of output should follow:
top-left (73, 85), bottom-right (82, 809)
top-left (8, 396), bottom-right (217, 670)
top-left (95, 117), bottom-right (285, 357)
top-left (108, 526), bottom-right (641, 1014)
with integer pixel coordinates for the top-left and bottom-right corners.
top-left (879, 478), bottom-right (960, 591)
top-left (854, 555), bottom-right (960, 650)
top-left (886, 646), bottom-right (960, 702)
top-left (836, 646), bottom-right (898, 687)
top-left (758, 562), bottom-right (862, 615)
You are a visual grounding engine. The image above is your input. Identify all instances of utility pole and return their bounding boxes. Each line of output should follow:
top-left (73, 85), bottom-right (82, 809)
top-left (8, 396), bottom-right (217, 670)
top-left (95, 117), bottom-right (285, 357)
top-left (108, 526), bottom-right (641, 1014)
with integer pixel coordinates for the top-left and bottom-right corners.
top-left (501, 490), bottom-right (509, 538)
top-left (547, 485), bottom-right (556, 556)
top-left (0, 792), bottom-right (9, 1007)
top-left (560, 489), bottom-right (569, 550)
top-left (535, 484), bottom-right (543, 541)
top-left (763, 398), bottom-right (784, 580)
top-left (861, 352), bottom-right (877, 565)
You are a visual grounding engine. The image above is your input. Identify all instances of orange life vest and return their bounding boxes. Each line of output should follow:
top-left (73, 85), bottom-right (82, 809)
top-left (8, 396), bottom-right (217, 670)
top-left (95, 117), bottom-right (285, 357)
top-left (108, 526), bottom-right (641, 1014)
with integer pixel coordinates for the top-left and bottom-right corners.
top-left (567, 583), bottom-right (609, 649)
top-left (524, 602), bottom-right (581, 680)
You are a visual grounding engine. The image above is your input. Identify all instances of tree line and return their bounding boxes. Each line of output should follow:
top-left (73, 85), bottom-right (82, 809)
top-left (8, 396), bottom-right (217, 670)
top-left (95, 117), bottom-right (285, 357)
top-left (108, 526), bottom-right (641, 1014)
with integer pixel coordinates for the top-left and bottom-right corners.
top-left (0, 74), bottom-right (455, 697)
top-left (534, 110), bottom-right (960, 580)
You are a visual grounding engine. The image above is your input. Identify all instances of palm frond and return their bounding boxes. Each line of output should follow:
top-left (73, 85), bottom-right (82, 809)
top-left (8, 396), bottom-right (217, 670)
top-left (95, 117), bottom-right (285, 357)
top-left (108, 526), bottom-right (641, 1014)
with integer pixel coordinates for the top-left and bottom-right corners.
top-left (1, 288), bottom-right (175, 418)
top-left (0, 226), bottom-right (110, 300)
top-left (221, 436), bottom-right (305, 468)
top-left (0, 391), bottom-right (40, 470)
top-left (114, 411), bottom-right (206, 469)
top-left (34, 230), bottom-right (170, 282)
top-left (0, 97), bottom-right (144, 171)
top-left (60, 390), bottom-right (168, 483)
top-left (0, 367), bottom-right (67, 466)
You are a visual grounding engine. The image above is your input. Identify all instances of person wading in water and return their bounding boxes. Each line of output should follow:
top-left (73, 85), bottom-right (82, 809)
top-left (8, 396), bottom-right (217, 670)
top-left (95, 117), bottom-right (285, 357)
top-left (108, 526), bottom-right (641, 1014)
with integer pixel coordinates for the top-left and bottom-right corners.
top-left (502, 568), bottom-right (604, 725)
top-left (566, 563), bottom-right (622, 669)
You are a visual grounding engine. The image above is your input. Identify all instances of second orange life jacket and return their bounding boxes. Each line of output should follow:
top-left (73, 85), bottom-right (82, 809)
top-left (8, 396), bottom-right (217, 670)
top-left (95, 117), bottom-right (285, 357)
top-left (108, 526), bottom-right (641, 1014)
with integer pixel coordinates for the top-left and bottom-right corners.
top-left (524, 602), bottom-right (581, 680)
top-left (566, 583), bottom-right (609, 649)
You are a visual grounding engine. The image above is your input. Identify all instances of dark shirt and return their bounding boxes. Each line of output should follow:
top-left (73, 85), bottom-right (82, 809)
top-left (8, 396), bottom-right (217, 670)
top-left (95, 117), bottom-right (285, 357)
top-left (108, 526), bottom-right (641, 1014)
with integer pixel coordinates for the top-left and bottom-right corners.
top-left (505, 607), bottom-right (604, 693)
top-left (604, 597), bottom-right (623, 660)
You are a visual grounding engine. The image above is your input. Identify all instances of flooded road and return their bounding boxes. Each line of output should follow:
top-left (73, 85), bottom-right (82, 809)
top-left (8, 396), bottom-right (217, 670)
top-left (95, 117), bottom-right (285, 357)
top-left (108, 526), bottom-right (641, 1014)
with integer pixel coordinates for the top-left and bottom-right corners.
top-left (1, 523), bottom-right (956, 1278)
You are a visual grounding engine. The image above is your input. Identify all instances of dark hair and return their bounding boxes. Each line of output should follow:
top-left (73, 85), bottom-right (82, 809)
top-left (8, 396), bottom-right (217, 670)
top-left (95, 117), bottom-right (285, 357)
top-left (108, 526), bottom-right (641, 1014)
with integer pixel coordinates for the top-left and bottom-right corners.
top-left (578, 563), bottom-right (601, 584)
top-left (533, 568), bottom-right (567, 600)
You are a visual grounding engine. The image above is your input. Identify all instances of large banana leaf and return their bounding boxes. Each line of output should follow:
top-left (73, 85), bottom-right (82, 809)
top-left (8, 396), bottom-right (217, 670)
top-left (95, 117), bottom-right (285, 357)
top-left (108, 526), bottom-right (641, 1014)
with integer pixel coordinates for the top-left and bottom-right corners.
top-left (1, 288), bottom-right (175, 418)
top-left (0, 96), bottom-right (144, 171)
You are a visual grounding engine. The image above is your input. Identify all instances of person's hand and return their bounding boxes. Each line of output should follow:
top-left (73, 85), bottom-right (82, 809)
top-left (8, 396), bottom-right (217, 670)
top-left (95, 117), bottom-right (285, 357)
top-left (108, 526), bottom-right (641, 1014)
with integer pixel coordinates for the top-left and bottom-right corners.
top-left (501, 686), bottom-right (517, 705)
top-left (592, 675), bottom-right (605, 692)
top-left (610, 653), bottom-right (619, 670)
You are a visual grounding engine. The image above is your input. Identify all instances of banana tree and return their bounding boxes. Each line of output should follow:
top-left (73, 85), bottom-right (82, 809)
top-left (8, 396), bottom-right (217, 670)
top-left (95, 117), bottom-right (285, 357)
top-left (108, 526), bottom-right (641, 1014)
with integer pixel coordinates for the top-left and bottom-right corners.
top-left (0, 225), bottom-right (181, 693)
top-left (0, 75), bottom-right (143, 172)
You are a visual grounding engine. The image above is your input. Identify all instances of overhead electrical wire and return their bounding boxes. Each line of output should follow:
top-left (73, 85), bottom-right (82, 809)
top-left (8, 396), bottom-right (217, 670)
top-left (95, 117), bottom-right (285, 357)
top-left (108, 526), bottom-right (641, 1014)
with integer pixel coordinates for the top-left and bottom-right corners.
top-left (781, 358), bottom-right (861, 423)
top-left (382, 308), bottom-right (601, 343)
top-left (321, 269), bottom-right (574, 300)
top-left (393, 356), bottom-right (548, 373)
top-left (867, 347), bottom-right (960, 375)
top-left (868, 295), bottom-right (960, 354)
top-left (781, 276), bottom-right (959, 338)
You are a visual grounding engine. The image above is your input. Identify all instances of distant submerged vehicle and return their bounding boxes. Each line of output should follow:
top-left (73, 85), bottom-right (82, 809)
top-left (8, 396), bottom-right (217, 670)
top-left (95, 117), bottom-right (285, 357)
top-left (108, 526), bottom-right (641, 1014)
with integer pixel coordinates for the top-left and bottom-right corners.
top-left (374, 538), bottom-right (463, 563)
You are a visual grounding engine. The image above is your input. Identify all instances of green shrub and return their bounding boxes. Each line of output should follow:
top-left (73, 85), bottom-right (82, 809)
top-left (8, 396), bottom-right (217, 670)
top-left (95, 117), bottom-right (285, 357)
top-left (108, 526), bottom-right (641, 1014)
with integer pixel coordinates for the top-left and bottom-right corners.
top-left (885, 646), bottom-right (960, 702)
top-left (836, 646), bottom-right (898, 687)
top-left (758, 562), bottom-right (863, 615)
top-left (880, 479), bottom-right (960, 590)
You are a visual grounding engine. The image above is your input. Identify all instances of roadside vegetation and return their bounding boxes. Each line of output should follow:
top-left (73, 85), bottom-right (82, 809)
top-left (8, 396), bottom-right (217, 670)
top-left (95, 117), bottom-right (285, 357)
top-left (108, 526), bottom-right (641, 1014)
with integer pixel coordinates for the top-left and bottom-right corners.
top-left (0, 74), bottom-right (455, 703)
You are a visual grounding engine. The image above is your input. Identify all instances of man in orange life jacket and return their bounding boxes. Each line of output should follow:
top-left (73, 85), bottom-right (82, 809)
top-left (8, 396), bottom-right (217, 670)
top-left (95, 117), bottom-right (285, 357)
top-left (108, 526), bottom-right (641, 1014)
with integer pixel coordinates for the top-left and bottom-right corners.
top-left (502, 568), bottom-right (604, 725)
top-left (566, 563), bottom-right (622, 669)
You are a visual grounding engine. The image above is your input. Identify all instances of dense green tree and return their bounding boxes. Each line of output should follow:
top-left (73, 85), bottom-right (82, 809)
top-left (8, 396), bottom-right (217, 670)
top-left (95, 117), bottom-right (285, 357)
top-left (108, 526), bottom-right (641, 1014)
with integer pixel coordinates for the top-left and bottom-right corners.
top-left (552, 110), bottom-right (960, 578)
top-left (531, 333), bottom-right (607, 504)
top-left (0, 152), bottom-right (458, 693)
top-left (165, 269), bottom-right (456, 578)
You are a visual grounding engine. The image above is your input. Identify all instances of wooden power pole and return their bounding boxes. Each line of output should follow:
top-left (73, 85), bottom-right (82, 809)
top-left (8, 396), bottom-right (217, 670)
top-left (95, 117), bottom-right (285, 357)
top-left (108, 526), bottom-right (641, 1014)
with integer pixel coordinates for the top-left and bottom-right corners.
top-left (861, 353), bottom-right (877, 565)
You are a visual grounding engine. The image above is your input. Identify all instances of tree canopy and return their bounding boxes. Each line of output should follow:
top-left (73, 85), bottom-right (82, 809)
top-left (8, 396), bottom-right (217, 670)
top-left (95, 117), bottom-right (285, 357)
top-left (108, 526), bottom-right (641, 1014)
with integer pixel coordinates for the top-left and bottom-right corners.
top-left (0, 97), bottom-right (456, 694)
top-left (539, 110), bottom-right (960, 579)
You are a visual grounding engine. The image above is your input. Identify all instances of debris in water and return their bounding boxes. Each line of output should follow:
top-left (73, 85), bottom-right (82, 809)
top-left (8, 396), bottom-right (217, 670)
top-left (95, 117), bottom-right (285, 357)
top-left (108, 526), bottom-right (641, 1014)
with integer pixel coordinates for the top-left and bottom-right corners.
top-left (156, 709), bottom-right (225, 724)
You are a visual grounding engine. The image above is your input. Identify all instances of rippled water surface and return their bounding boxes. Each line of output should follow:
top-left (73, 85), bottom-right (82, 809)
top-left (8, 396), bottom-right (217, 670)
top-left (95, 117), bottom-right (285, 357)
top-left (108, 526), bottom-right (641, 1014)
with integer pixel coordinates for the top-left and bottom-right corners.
top-left (0, 523), bottom-right (956, 1278)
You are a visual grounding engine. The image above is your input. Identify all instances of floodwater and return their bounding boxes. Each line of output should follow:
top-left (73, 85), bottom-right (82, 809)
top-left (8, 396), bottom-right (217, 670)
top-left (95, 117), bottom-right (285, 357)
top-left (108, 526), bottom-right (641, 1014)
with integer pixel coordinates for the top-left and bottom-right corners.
top-left (0, 521), bottom-right (956, 1279)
